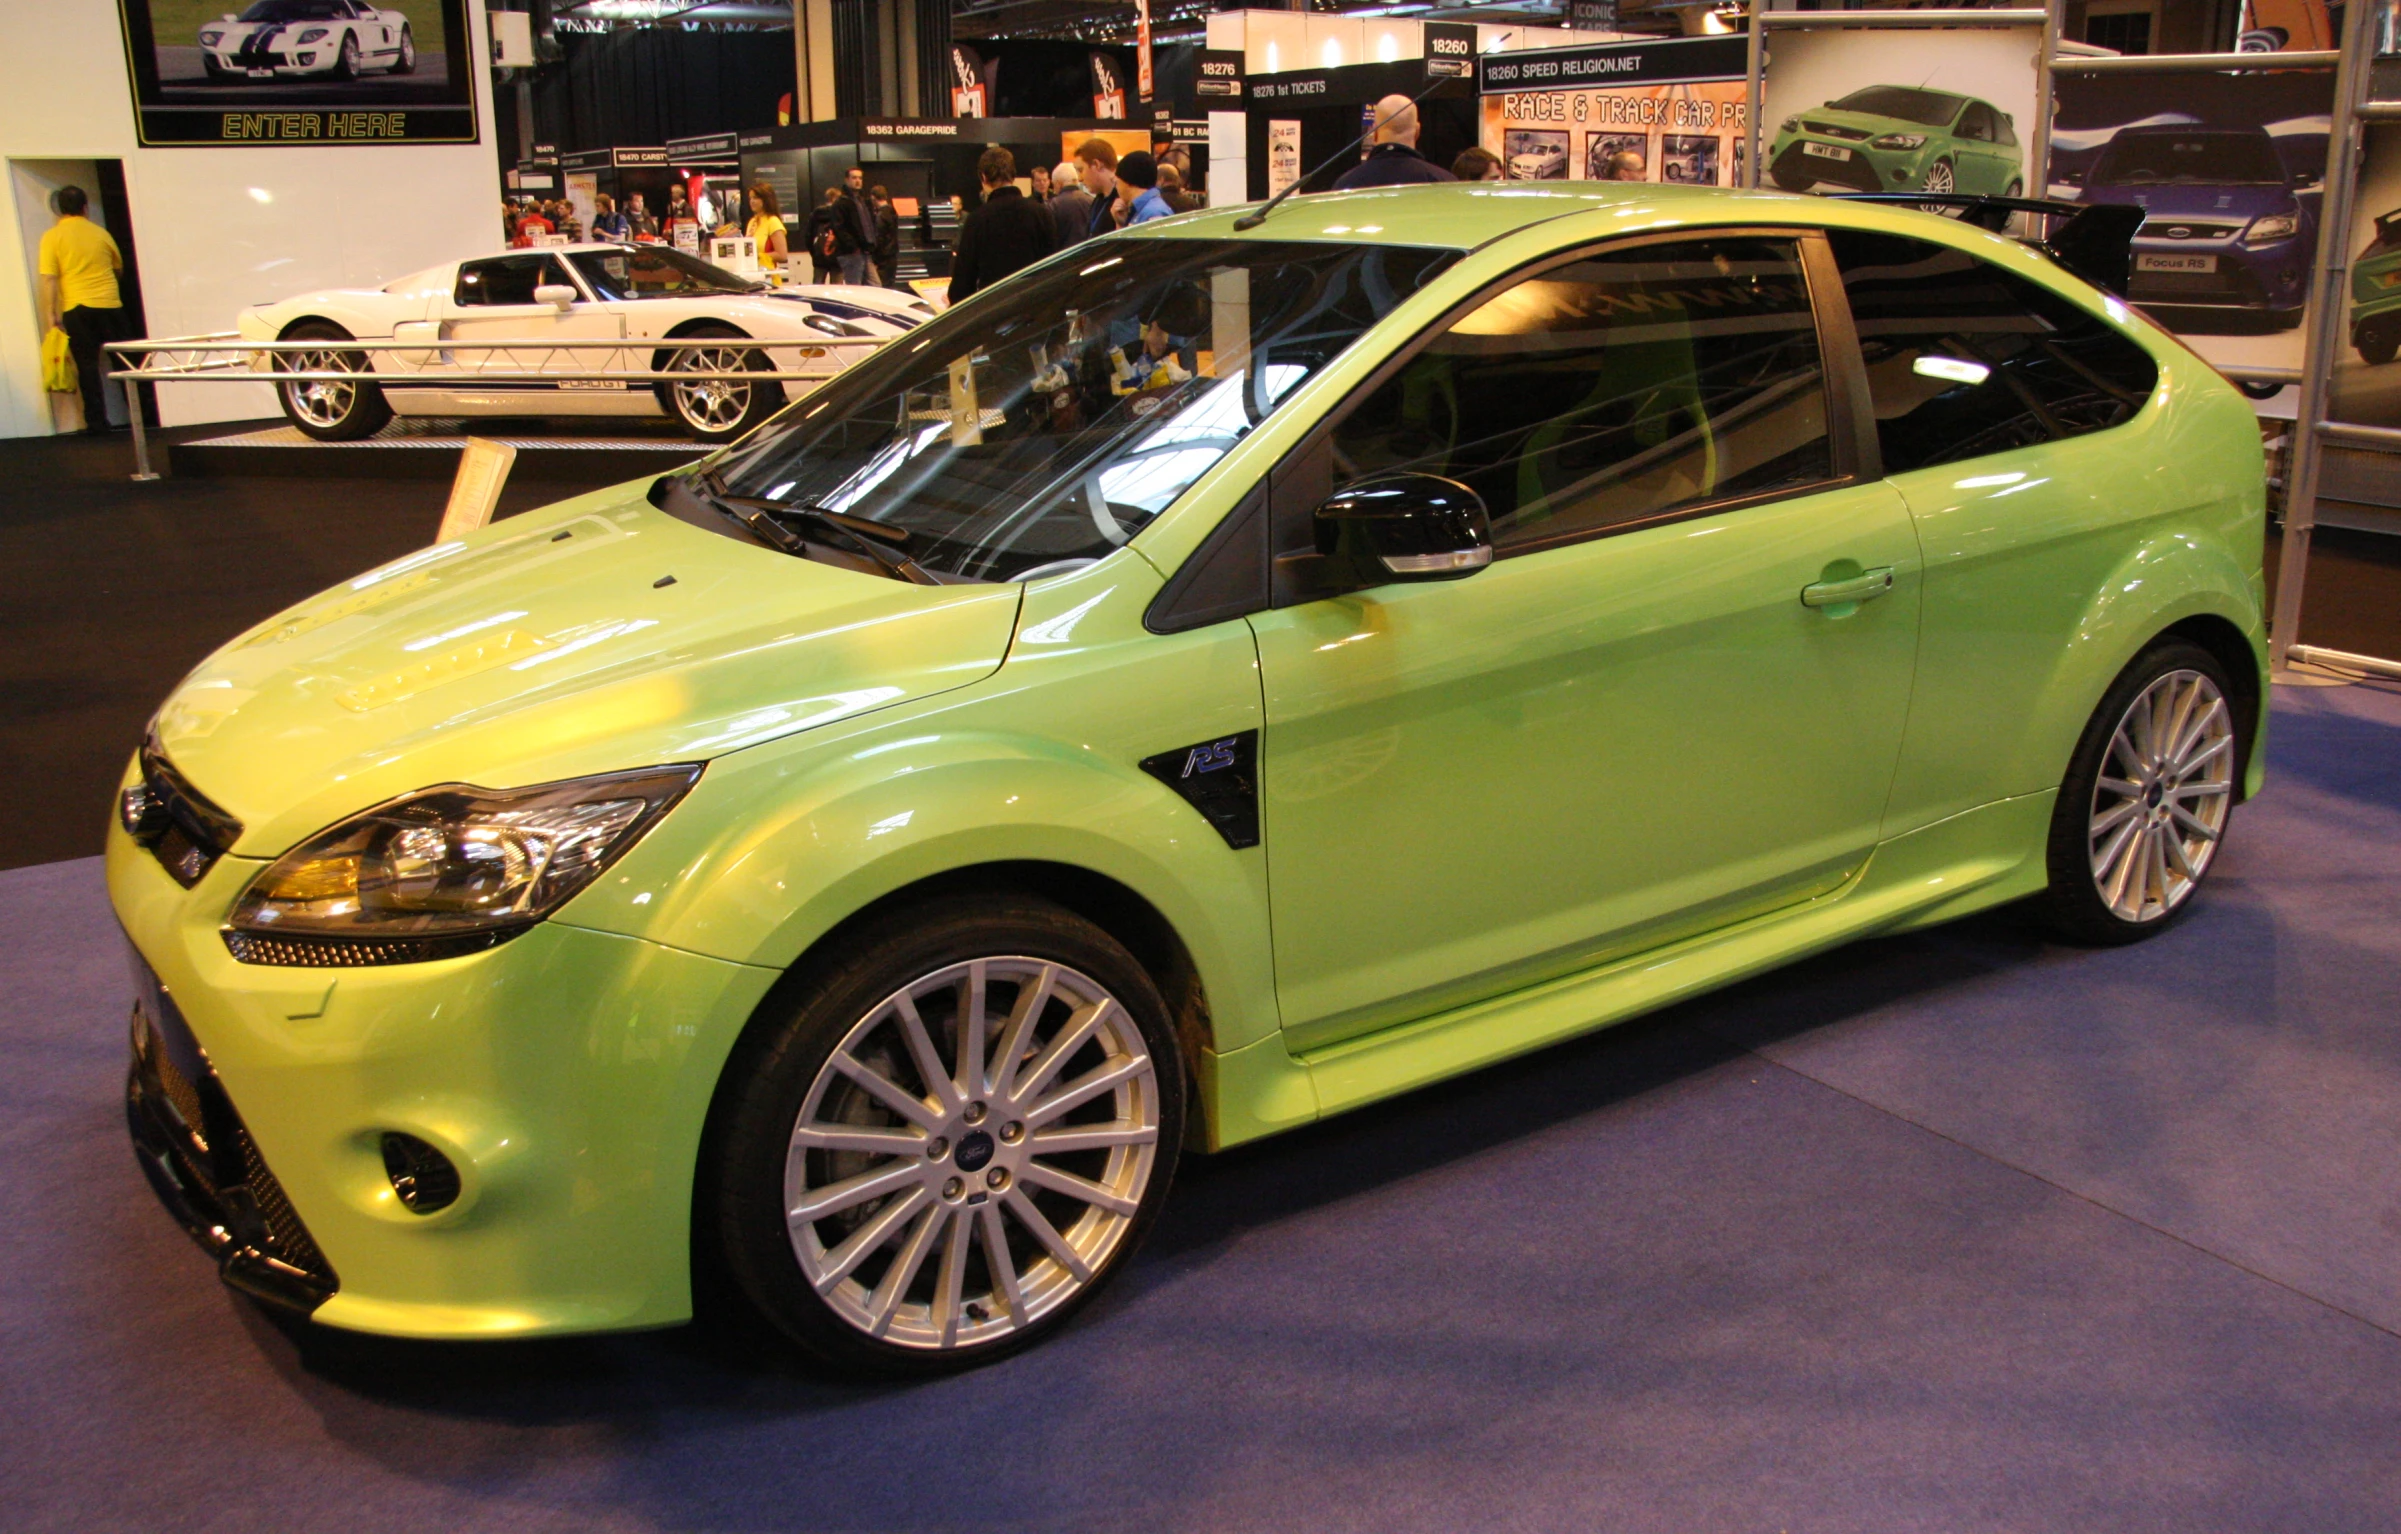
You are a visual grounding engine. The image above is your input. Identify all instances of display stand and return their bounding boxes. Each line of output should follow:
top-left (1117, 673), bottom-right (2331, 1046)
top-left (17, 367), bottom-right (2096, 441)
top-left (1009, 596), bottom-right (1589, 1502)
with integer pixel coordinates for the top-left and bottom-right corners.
top-left (2267, 2), bottom-right (2401, 681)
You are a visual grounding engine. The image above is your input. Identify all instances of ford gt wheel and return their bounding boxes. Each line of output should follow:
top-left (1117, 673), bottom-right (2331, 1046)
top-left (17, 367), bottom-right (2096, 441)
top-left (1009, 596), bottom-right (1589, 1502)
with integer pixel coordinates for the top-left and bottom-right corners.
top-left (394, 25), bottom-right (415, 73)
top-left (274, 322), bottom-right (392, 442)
top-left (656, 325), bottom-right (783, 443)
top-left (333, 33), bottom-right (359, 80)
top-left (2041, 641), bottom-right (2241, 944)
top-left (709, 894), bottom-right (1183, 1376)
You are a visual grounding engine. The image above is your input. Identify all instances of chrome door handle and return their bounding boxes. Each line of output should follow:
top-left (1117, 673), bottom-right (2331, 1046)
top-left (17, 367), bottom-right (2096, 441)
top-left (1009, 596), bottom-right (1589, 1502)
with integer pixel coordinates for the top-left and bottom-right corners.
top-left (1800, 567), bottom-right (1895, 610)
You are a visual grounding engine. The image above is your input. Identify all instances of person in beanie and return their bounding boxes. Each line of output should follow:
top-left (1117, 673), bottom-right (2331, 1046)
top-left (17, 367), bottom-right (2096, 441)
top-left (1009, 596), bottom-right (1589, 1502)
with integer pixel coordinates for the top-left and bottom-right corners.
top-left (1333, 94), bottom-right (1456, 190)
top-left (1116, 151), bottom-right (1173, 225)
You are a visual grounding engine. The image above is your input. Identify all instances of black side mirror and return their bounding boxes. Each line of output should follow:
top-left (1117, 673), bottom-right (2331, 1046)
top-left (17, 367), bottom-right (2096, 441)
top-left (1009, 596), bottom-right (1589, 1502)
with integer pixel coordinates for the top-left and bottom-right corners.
top-left (1313, 473), bottom-right (1492, 586)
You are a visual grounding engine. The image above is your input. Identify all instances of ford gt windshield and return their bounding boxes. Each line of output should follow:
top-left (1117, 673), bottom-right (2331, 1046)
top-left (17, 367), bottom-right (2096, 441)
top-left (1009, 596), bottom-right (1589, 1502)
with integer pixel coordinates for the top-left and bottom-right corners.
top-left (237, 0), bottom-right (348, 18)
top-left (570, 247), bottom-right (759, 299)
top-left (704, 237), bottom-right (1459, 582)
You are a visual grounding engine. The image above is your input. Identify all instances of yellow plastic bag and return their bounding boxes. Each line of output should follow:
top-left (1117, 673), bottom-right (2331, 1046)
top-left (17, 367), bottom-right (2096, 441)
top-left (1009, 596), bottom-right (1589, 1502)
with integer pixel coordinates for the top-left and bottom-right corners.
top-left (42, 327), bottom-right (76, 394)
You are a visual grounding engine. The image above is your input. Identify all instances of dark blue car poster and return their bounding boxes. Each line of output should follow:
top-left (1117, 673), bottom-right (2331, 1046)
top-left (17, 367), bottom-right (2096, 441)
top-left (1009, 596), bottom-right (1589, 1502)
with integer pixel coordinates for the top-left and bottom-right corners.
top-left (2050, 64), bottom-right (2333, 383)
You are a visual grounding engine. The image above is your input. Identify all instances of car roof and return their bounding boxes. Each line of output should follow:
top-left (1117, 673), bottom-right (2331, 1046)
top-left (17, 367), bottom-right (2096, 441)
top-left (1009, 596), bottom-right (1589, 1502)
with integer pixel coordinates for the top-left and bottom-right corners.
top-left (1119, 182), bottom-right (1832, 252)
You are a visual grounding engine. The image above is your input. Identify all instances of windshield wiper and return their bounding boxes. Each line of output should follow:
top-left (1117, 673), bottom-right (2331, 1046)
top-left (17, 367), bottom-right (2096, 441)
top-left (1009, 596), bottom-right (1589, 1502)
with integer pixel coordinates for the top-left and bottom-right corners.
top-left (689, 471), bottom-right (941, 585)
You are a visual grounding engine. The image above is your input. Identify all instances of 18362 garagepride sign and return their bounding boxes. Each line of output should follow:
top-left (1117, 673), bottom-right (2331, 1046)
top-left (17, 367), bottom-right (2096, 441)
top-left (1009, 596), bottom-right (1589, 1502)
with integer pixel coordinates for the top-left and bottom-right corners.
top-left (115, 0), bottom-right (478, 146)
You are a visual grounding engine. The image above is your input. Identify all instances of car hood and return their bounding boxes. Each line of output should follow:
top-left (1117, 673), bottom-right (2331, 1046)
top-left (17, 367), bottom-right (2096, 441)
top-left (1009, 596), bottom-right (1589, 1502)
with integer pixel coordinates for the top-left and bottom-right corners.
top-left (2080, 183), bottom-right (2297, 220)
top-left (1794, 108), bottom-right (1935, 140)
top-left (150, 479), bottom-right (1023, 856)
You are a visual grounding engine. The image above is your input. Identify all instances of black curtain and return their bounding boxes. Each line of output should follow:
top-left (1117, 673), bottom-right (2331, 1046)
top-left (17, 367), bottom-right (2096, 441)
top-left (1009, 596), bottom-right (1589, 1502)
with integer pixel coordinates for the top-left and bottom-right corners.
top-left (532, 27), bottom-right (798, 153)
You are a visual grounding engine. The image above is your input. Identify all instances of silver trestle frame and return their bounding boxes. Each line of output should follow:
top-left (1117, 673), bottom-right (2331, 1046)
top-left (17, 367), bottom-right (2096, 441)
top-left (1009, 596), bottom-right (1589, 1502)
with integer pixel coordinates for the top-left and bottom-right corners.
top-left (100, 332), bottom-right (878, 483)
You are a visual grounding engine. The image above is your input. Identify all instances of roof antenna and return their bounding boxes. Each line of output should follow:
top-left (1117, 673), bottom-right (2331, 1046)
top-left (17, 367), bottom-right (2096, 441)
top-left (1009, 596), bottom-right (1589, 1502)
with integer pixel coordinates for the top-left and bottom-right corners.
top-left (1232, 31), bottom-right (1513, 232)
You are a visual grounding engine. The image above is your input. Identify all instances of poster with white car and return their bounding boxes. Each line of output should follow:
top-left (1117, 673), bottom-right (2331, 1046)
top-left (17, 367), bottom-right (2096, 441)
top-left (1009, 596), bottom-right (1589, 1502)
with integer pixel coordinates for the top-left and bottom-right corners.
top-left (114, 0), bottom-right (476, 146)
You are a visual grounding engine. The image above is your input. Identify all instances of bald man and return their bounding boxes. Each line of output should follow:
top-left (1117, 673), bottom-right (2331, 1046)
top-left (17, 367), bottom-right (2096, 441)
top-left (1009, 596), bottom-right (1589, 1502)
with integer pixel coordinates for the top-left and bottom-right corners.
top-left (1332, 93), bottom-right (1457, 190)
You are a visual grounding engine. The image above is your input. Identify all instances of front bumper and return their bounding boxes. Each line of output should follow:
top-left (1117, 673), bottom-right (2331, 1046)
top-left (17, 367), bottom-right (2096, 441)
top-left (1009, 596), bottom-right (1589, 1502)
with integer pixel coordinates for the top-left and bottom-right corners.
top-left (109, 807), bottom-right (781, 1339)
top-left (1769, 137), bottom-right (1926, 193)
top-left (2126, 241), bottom-right (2307, 315)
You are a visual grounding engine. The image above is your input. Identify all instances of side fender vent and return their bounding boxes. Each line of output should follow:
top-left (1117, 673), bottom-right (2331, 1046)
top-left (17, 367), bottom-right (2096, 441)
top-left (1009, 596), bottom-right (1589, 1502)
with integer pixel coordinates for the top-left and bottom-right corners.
top-left (1140, 731), bottom-right (1261, 849)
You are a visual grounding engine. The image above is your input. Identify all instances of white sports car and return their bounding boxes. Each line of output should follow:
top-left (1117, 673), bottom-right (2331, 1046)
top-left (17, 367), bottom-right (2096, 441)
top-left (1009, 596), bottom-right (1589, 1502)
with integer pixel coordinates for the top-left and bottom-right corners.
top-left (238, 243), bottom-right (934, 442)
top-left (199, 0), bottom-right (416, 82)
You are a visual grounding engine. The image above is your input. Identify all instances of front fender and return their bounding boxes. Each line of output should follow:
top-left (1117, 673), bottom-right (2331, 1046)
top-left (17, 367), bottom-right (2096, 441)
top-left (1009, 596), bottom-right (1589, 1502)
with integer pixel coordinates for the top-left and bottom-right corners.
top-left (558, 562), bottom-right (1278, 1054)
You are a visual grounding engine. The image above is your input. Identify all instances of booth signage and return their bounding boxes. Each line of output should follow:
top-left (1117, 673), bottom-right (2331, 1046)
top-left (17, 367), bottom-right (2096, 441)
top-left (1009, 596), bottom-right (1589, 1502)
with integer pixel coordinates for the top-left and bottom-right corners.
top-left (113, 0), bottom-right (480, 146)
top-left (1252, 74), bottom-right (1333, 103)
top-left (863, 119), bottom-right (965, 139)
top-left (1424, 25), bottom-right (1477, 83)
top-left (1477, 36), bottom-right (1746, 94)
top-left (1568, 0), bottom-right (1618, 29)
top-left (667, 131), bottom-right (741, 160)
top-left (1196, 49), bottom-right (1243, 101)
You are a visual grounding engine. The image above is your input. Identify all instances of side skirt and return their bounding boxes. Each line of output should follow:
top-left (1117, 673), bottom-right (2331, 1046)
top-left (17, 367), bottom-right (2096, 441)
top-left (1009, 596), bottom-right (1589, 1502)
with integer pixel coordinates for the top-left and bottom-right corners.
top-left (1198, 791), bottom-right (2056, 1147)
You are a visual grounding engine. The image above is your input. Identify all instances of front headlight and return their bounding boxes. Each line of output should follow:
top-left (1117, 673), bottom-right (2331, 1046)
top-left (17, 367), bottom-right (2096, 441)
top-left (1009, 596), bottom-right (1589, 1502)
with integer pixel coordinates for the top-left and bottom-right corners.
top-left (803, 312), bottom-right (872, 338)
top-left (1780, 116), bottom-right (1799, 133)
top-left (296, 26), bottom-right (329, 41)
top-left (200, 28), bottom-right (222, 44)
top-left (1870, 133), bottom-right (1927, 150)
top-left (225, 764), bottom-right (701, 965)
top-left (2243, 213), bottom-right (2300, 244)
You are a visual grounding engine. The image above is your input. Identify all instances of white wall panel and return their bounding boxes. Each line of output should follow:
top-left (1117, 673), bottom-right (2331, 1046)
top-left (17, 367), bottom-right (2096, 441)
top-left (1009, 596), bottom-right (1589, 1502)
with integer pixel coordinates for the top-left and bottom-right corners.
top-left (0, 0), bottom-right (501, 435)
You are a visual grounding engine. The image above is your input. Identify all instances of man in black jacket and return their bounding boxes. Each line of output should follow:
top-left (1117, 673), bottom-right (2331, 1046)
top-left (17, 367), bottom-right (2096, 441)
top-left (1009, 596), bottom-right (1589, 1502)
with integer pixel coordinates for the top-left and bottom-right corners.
top-left (948, 147), bottom-right (1056, 302)
top-left (1333, 95), bottom-right (1457, 190)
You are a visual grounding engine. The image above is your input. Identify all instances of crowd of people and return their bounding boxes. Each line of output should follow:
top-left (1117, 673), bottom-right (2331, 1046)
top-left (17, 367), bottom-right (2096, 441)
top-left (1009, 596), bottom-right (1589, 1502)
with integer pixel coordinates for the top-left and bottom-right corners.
top-left (487, 114), bottom-right (1533, 306)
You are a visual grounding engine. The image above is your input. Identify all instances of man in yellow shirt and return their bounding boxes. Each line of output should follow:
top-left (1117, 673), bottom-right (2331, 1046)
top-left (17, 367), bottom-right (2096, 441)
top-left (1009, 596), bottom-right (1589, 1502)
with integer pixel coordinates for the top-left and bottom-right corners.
top-left (39, 185), bottom-right (130, 434)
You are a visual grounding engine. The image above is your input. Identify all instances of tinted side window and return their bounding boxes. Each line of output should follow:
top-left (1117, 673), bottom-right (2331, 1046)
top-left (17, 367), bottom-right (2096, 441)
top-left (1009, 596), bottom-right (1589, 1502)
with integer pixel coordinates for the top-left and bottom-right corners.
top-left (1329, 236), bottom-right (1835, 551)
top-left (1827, 230), bottom-right (2158, 474)
top-left (455, 255), bottom-right (565, 307)
top-left (1958, 104), bottom-right (1993, 143)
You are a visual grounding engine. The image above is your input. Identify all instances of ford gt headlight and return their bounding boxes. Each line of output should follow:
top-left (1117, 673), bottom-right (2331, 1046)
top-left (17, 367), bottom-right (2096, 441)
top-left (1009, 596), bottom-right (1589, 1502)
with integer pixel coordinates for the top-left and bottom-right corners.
top-left (803, 313), bottom-right (872, 338)
top-left (2242, 213), bottom-right (2300, 245)
top-left (296, 27), bottom-right (330, 41)
top-left (224, 764), bottom-right (702, 965)
top-left (200, 28), bottom-right (222, 44)
top-left (1871, 132), bottom-right (1927, 150)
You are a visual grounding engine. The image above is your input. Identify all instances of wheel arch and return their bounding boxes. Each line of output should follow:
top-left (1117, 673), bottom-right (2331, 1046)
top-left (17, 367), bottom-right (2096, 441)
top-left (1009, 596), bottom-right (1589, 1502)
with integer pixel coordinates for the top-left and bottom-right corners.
top-left (2158, 610), bottom-right (2266, 801)
top-left (276, 314), bottom-right (355, 340)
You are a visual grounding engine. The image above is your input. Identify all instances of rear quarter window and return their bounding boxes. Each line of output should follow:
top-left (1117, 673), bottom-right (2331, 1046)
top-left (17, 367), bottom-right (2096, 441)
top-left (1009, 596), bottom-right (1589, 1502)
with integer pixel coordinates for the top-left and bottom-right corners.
top-left (1827, 229), bottom-right (2158, 474)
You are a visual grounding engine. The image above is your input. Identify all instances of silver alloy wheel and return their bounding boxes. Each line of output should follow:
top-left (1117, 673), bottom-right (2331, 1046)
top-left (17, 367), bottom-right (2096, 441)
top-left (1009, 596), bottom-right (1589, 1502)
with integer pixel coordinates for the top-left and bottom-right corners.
top-left (784, 956), bottom-right (1163, 1351)
top-left (2087, 667), bottom-right (2235, 922)
top-left (398, 28), bottom-right (414, 70)
top-left (1924, 159), bottom-right (1956, 196)
top-left (670, 346), bottom-right (753, 434)
top-left (282, 349), bottom-right (359, 429)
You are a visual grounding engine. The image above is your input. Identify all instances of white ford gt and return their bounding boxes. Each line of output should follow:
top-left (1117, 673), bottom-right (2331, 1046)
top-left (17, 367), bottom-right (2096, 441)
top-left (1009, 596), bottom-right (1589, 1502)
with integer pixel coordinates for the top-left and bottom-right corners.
top-left (199, 0), bottom-right (416, 82)
top-left (238, 244), bottom-right (933, 442)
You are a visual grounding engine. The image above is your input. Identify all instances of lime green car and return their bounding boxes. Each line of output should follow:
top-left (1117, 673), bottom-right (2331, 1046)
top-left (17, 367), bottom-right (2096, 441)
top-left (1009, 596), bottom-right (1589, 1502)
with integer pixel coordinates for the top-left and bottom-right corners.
top-left (1769, 86), bottom-right (2024, 200)
top-left (113, 184), bottom-right (2267, 1375)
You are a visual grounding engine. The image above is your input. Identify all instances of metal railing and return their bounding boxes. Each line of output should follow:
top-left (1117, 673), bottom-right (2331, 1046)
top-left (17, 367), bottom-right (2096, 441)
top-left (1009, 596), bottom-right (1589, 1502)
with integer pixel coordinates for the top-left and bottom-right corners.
top-left (99, 332), bottom-right (883, 481)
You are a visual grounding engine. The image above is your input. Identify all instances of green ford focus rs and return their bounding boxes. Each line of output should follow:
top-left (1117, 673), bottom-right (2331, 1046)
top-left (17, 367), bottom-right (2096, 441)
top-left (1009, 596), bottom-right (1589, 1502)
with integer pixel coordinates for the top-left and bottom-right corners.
top-left (112, 184), bottom-right (2267, 1374)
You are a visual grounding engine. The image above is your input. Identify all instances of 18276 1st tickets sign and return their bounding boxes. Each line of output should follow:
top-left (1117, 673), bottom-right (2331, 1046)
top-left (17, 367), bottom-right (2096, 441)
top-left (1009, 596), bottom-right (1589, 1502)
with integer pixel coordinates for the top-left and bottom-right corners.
top-left (115, 0), bottom-right (477, 146)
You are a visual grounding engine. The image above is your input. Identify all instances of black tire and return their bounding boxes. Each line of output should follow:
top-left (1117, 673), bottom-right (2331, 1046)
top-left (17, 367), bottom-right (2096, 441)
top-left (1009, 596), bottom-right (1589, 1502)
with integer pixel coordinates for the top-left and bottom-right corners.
top-left (652, 324), bottom-right (783, 443)
top-left (274, 321), bottom-right (392, 442)
top-left (2039, 639), bottom-right (2243, 946)
top-left (392, 24), bottom-right (415, 74)
top-left (202, 56), bottom-right (229, 82)
top-left (2004, 178), bottom-right (2023, 198)
top-left (332, 32), bottom-right (359, 80)
top-left (2358, 323), bottom-right (2399, 366)
top-left (708, 892), bottom-right (1186, 1377)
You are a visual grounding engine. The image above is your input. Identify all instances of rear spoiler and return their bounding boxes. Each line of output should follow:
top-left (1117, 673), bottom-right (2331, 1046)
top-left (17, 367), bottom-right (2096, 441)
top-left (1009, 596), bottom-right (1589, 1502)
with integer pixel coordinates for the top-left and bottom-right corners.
top-left (1829, 194), bottom-right (2147, 299)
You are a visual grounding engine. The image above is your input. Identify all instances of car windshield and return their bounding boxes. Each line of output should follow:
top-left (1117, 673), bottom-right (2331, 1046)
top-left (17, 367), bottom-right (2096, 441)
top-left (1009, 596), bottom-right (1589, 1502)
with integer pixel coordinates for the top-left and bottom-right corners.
top-left (708, 237), bottom-right (1459, 582)
top-left (2092, 132), bottom-right (2286, 186)
top-left (1829, 87), bottom-right (1964, 127)
top-left (569, 247), bottom-right (758, 300)
top-left (237, 0), bottom-right (348, 19)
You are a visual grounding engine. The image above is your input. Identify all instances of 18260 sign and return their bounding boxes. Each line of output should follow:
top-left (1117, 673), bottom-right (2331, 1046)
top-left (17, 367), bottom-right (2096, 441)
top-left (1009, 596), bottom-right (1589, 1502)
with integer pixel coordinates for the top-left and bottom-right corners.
top-left (114, 0), bottom-right (478, 146)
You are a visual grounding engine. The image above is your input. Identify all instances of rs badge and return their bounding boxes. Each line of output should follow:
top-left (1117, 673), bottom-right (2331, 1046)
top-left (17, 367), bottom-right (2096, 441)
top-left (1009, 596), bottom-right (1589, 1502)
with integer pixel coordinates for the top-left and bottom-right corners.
top-left (1139, 731), bottom-right (1260, 849)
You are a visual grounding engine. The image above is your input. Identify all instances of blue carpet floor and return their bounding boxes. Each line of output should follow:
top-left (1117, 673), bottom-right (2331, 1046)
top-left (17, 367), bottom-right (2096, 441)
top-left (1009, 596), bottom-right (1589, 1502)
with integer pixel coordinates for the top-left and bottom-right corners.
top-left (5, 682), bottom-right (2399, 1533)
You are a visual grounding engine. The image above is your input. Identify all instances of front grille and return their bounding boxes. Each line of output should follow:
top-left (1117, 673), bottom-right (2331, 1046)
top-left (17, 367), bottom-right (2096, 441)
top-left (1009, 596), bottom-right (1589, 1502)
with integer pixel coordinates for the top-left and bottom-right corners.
top-left (2139, 219), bottom-right (2242, 241)
top-left (1772, 144), bottom-right (1884, 194)
top-left (125, 952), bottom-right (337, 1313)
top-left (1803, 120), bottom-right (1875, 141)
top-left (125, 741), bottom-right (242, 888)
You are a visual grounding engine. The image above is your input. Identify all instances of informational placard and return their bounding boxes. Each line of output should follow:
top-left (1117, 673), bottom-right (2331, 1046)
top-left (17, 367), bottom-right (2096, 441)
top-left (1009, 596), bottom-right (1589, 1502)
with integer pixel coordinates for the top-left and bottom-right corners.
top-left (114, 0), bottom-right (477, 146)
top-left (1267, 120), bottom-right (1302, 197)
top-left (2051, 62), bottom-right (2332, 380)
top-left (1424, 24), bottom-right (1476, 83)
top-left (437, 438), bottom-right (515, 543)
